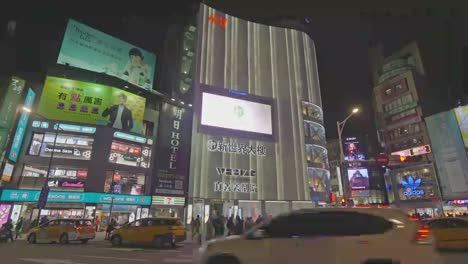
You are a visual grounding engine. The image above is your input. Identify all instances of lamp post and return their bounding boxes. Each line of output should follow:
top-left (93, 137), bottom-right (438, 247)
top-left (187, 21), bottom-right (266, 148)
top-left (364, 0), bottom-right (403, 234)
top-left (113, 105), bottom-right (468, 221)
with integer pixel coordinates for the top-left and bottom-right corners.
top-left (336, 107), bottom-right (359, 205)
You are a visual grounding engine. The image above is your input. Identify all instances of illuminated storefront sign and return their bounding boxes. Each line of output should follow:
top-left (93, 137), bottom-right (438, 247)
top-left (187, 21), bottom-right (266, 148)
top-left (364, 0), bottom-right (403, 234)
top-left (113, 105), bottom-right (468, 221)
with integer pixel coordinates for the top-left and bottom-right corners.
top-left (402, 176), bottom-right (425, 196)
top-left (216, 167), bottom-right (256, 177)
top-left (213, 181), bottom-right (257, 193)
top-left (0, 189), bottom-right (151, 205)
top-left (448, 199), bottom-right (468, 205)
top-left (152, 196), bottom-right (185, 205)
top-left (32, 121), bottom-right (96, 134)
top-left (207, 140), bottom-right (267, 156)
top-left (391, 145), bottom-right (431, 157)
top-left (113, 131), bottom-right (147, 144)
top-left (9, 88), bottom-right (36, 162)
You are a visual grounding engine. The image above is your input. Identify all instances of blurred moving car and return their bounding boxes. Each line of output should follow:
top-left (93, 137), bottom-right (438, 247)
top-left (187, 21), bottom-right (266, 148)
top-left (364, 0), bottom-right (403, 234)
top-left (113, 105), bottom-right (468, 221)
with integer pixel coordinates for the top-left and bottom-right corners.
top-left (421, 217), bottom-right (468, 250)
top-left (27, 219), bottom-right (95, 244)
top-left (110, 217), bottom-right (186, 248)
top-left (199, 208), bottom-right (443, 264)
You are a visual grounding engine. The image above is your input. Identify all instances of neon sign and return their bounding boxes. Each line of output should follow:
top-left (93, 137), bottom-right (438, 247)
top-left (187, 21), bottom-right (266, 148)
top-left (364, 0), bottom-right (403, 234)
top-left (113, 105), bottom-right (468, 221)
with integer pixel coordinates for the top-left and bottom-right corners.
top-left (208, 14), bottom-right (227, 30)
top-left (402, 176), bottom-right (425, 196)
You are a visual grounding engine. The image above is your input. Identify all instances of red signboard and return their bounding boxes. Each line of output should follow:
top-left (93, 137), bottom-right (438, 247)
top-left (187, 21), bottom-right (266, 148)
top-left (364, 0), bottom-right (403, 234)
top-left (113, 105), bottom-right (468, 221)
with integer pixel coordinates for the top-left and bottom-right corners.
top-left (375, 153), bottom-right (389, 167)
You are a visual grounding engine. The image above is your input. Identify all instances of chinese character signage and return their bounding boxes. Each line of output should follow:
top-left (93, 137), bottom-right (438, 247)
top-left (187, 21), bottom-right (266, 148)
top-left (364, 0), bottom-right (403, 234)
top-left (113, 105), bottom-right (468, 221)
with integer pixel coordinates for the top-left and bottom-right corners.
top-left (0, 189), bottom-right (151, 205)
top-left (9, 88), bottom-right (36, 162)
top-left (37, 76), bottom-right (146, 134)
top-left (153, 103), bottom-right (192, 196)
top-left (207, 140), bottom-right (266, 156)
top-left (207, 13), bottom-right (228, 30)
top-left (58, 19), bottom-right (157, 91)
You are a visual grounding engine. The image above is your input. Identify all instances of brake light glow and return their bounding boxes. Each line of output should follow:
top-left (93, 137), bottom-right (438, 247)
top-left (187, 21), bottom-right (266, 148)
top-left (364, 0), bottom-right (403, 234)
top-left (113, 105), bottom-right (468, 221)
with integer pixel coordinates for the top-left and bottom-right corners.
top-left (415, 224), bottom-right (431, 242)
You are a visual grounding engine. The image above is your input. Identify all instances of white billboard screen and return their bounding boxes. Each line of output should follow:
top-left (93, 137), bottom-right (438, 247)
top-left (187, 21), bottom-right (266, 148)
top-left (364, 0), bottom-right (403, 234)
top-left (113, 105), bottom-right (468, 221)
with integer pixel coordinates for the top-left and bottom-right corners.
top-left (201, 92), bottom-right (273, 136)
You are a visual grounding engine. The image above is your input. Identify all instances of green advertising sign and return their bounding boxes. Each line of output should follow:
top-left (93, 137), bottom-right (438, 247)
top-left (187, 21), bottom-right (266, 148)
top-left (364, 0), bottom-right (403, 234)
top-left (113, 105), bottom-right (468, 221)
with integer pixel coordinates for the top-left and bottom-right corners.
top-left (0, 76), bottom-right (26, 128)
top-left (37, 76), bottom-right (146, 134)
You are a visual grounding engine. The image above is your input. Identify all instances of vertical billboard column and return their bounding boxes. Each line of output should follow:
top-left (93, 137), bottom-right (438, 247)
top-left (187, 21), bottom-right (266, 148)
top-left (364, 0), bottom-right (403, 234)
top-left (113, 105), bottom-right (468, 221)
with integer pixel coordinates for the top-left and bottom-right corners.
top-left (0, 76), bottom-right (26, 163)
top-left (153, 103), bottom-right (192, 197)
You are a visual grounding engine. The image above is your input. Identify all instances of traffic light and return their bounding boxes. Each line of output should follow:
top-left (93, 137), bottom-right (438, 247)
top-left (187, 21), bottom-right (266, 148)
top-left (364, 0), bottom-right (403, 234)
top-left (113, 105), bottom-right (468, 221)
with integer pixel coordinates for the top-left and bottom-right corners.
top-left (400, 156), bottom-right (407, 162)
top-left (341, 197), bottom-right (346, 206)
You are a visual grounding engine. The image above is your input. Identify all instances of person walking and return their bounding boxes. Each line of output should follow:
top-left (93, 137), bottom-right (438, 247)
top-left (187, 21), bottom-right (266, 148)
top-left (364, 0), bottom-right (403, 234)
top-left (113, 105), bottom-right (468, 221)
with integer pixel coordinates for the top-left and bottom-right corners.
top-left (234, 215), bottom-right (244, 235)
top-left (1, 219), bottom-right (14, 242)
top-left (105, 218), bottom-right (116, 240)
top-left (226, 216), bottom-right (234, 236)
top-left (15, 217), bottom-right (24, 239)
top-left (191, 215), bottom-right (201, 243)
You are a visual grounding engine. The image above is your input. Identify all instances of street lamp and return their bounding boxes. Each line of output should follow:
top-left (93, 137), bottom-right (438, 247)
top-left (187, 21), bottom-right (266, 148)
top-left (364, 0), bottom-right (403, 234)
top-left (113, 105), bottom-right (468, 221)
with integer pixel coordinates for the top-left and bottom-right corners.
top-left (336, 107), bottom-right (360, 206)
top-left (337, 107), bottom-right (360, 163)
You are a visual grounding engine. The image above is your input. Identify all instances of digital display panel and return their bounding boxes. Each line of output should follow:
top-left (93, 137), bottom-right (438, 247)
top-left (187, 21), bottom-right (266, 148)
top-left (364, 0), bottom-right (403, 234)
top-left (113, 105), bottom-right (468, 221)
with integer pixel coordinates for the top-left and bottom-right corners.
top-left (200, 91), bottom-right (273, 136)
top-left (347, 168), bottom-right (369, 190)
top-left (343, 137), bottom-right (366, 161)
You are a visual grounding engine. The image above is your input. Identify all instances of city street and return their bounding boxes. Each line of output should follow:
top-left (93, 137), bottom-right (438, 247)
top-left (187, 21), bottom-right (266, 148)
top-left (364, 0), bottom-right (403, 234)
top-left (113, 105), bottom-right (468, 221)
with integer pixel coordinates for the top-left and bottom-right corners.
top-left (2, 239), bottom-right (468, 264)
top-left (0, 240), bottom-right (197, 264)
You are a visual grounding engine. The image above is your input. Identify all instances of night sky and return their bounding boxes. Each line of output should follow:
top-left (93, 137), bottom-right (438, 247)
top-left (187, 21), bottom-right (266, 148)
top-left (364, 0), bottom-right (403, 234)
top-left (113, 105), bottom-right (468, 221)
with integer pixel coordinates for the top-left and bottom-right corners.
top-left (2, 3), bottom-right (466, 142)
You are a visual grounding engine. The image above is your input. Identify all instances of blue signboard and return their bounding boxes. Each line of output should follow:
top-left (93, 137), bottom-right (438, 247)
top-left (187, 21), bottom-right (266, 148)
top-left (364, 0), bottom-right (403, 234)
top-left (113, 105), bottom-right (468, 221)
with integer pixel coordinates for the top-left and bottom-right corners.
top-left (113, 131), bottom-right (147, 144)
top-left (0, 189), bottom-right (151, 206)
top-left (9, 88), bottom-right (36, 162)
top-left (402, 176), bottom-right (425, 196)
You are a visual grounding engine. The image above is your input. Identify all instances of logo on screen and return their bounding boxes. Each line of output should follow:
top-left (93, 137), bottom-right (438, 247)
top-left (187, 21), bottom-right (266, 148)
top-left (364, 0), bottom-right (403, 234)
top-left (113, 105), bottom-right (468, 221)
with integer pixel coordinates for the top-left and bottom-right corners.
top-left (233, 105), bottom-right (245, 118)
top-left (402, 176), bottom-right (425, 196)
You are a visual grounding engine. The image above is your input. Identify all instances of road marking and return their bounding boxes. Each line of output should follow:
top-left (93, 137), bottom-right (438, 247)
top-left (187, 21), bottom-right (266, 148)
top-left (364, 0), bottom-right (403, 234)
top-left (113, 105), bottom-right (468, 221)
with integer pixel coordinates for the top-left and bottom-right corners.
top-left (19, 259), bottom-right (87, 264)
top-left (162, 258), bottom-right (193, 263)
top-left (73, 255), bottom-right (149, 262)
top-left (106, 247), bottom-right (139, 252)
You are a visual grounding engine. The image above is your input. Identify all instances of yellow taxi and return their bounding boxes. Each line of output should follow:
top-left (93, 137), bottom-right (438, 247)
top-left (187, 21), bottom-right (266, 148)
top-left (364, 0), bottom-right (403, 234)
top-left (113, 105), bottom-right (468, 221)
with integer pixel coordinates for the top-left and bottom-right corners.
top-left (27, 219), bottom-right (96, 244)
top-left (110, 217), bottom-right (186, 248)
top-left (424, 217), bottom-right (468, 250)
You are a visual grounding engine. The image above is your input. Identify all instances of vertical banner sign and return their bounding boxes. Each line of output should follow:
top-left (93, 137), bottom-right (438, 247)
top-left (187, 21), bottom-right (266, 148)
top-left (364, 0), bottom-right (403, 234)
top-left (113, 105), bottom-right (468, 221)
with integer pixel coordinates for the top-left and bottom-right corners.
top-left (0, 76), bottom-right (26, 162)
top-left (9, 88), bottom-right (36, 162)
top-left (153, 103), bottom-right (192, 196)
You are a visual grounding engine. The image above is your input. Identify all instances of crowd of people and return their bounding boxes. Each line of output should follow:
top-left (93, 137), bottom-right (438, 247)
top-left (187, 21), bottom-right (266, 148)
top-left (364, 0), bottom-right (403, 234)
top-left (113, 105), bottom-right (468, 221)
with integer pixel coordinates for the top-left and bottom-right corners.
top-left (190, 214), bottom-right (270, 243)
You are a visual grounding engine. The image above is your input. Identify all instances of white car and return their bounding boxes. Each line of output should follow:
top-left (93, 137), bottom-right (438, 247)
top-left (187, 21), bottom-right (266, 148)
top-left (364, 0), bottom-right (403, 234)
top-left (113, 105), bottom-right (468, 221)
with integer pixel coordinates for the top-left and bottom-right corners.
top-left (199, 208), bottom-right (444, 264)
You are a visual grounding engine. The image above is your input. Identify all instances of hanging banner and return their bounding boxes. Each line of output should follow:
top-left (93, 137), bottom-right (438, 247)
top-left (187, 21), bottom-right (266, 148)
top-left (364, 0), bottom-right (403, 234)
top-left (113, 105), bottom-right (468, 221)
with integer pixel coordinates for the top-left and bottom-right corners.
top-left (9, 88), bottom-right (36, 162)
top-left (153, 103), bottom-right (192, 196)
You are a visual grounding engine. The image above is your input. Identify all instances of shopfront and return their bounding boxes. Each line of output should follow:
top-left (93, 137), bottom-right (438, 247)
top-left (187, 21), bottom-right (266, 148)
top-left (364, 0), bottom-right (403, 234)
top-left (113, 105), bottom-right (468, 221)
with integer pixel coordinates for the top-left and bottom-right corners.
top-left (389, 163), bottom-right (443, 217)
top-left (0, 189), bottom-right (151, 231)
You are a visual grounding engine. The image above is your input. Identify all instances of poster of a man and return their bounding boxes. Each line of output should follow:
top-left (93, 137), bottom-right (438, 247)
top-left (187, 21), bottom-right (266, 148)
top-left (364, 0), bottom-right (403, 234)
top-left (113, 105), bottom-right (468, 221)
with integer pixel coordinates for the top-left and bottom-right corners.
top-left (348, 168), bottom-right (370, 190)
top-left (102, 93), bottom-right (134, 131)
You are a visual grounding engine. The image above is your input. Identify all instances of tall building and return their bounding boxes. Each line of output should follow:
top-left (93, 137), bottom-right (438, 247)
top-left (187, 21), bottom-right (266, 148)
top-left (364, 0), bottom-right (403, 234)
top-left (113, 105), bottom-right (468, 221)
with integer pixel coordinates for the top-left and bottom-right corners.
top-left (370, 42), bottom-right (443, 217)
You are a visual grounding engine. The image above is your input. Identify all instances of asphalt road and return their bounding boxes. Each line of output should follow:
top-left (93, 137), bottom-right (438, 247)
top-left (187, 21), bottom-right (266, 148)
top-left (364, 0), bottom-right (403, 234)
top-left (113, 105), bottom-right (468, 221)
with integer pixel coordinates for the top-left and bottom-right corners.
top-left (0, 240), bottom-right (197, 264)
top-left (1, 240), bottom-right (468, 263)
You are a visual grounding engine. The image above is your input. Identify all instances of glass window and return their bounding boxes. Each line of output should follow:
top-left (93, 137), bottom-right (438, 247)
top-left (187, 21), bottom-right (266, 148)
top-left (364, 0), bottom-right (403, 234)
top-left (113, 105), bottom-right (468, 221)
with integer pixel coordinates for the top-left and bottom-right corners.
top-left (28, 132), bottom-right (93, 160)
top-left (104, 170), bottom-right (145, 195)
top-left (109, 140), bottom-right (151, 168)
top-left (303, 123), bottom-right (309, 138)
top-left (385, 88), bottom-right (392, 96)
top-left (19, 164), bottom-right (87, 191)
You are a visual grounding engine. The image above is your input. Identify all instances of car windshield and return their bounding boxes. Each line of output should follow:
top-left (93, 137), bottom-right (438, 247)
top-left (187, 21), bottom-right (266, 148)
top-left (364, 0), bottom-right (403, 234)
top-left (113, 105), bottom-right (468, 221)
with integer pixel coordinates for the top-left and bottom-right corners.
top-left (75, 220), bottom-right (93, 226)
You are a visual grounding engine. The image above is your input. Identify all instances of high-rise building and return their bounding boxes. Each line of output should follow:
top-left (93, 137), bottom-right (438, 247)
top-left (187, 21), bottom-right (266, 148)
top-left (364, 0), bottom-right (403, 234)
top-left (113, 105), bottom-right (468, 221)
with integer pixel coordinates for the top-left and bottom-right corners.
top-left (370, 42), bottom-right (443, 217)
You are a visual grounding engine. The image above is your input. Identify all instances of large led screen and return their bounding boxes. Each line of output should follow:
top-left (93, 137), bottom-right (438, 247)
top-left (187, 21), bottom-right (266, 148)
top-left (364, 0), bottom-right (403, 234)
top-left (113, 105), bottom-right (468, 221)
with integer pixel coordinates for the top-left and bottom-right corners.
top-left (58, 19), bottom-right (157, 91)
top-left (347, 168), bottom-right (369, 190)
top-left (38, 76), bottom-right (146, 134)
top-left (454, 106), bottom-right (468, 150)
top-left (200, 91), bottom-right (273, 137)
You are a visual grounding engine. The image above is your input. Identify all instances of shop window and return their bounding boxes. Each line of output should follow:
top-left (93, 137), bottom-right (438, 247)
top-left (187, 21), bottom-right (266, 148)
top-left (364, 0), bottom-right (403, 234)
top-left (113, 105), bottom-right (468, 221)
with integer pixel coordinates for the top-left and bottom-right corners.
top-left (104, 170), bottom-right (145, 195)
top-left (19, 164), bottom-right (87, 191)
top-left (109, 140), bottom-right (151, 168)
top-left (28, 132), bottom-right (93, 160)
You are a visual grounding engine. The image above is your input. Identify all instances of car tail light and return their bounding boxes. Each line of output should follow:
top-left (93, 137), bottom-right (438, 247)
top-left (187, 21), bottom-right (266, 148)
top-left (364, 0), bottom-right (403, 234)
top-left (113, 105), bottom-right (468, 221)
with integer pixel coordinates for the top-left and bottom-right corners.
top-left (415, 223), bottom-right (431, 243)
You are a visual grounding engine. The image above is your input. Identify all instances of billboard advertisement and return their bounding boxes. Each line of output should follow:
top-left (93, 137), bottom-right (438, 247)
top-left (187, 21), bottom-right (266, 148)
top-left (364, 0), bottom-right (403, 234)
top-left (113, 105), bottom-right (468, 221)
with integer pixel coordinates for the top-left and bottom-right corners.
top-left (9, 88), bottom-right (36, 162)
top-left (454, 106), bottom-right (468, 150)
top-left (153, 103), bottom-right (192, 196)
top-left (347, 168), bottom-right (370, 190)
top-left (58, 19), bottom-right (157, 91)
top-left (426, 110), bottom-right (468, 199)
top-left (343, 137), bottom-right (366, 161)
top-left (37, 76), bottom-right (146, 134)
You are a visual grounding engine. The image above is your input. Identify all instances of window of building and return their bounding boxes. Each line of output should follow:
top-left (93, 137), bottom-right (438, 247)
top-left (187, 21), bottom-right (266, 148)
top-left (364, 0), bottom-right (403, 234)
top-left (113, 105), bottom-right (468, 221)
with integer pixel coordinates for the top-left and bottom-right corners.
top-left (19, 164), bottom-right (87, 191)
top-left (104, 170), bottom-right (145, 195)
top-left (142, 121), bottom-right (154, 137)
top-left (108, 140), bottom-right (151, 168)
top-left (388, 108), bottom-right (417, 123)
top-left (28, 132), bottom-right (93, 160)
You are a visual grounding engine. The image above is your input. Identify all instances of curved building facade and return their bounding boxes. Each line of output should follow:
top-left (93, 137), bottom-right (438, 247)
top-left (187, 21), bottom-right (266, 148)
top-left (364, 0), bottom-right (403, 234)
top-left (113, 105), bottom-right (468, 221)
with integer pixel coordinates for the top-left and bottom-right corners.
top-left (188, 4), bottom-right (329, 220)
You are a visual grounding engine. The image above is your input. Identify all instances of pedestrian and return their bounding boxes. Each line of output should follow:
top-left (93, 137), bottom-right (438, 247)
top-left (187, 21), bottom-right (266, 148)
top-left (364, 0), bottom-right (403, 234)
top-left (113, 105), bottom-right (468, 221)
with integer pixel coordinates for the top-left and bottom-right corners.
top-left (95, 216), bottom-right (100, 232)
top-left (40, 215), bottom-right (48, 225)
top-left (105, 218), bottom-right (115, 240)
top-left (191, 215), bottom-right (201, 240)
top-left (226, 216), bottom-right (234, 236)
top-left (15, 217), bottom-right (24, 239)
top-left (234, 215), bottom-right (244, 235)
top-left (219, 215), bottom-right (226, 236)
top-left (1, 219), bottom-right (14, 242)
top-left (206, 217), bottom-right (214, 241)
top-left (244, 217), bottom-right (254, 231)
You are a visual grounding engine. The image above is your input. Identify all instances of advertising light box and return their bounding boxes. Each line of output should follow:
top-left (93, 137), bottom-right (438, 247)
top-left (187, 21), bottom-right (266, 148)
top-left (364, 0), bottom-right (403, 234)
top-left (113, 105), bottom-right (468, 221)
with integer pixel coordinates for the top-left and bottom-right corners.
top-left (58, 19), bottom-right (157, 91)
top-left (200, 90), bottom-right (273, 139)
top-left (38, 76), bottom-right (146, 134)
top-left (347, 168), bottom-right (370, 190)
